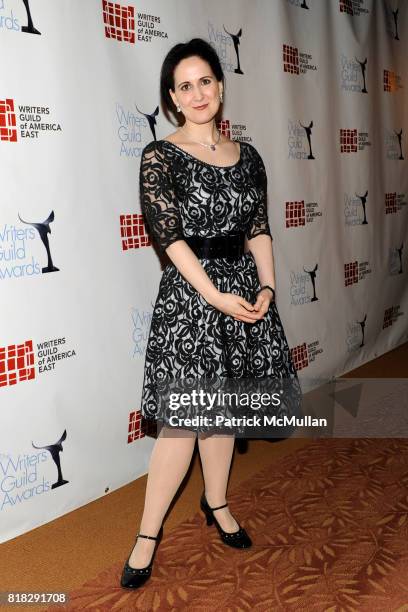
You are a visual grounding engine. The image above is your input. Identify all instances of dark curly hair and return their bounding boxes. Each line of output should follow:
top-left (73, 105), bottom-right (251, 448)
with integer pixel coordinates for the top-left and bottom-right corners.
top-left (160, 37), bottom-right (225, 126)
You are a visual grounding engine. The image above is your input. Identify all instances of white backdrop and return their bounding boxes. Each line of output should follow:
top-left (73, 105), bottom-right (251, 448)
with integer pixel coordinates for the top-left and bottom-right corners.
top-left (1, 0), bottom-right (407, 543)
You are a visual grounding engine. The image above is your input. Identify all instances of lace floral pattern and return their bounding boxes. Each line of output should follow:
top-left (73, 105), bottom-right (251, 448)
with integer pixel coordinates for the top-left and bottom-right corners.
top-left (138, 139), bottom-right (299, 428)
top-left (139, 139), bottom-right (272, 254)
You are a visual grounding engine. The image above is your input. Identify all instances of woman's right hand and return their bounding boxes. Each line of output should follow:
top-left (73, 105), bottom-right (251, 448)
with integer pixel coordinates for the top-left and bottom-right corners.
top-left (209, 291), bottom-right (265, 324)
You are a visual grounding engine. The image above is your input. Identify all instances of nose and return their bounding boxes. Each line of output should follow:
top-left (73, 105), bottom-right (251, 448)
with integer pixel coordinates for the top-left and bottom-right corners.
top-left (192, 84), bottom-right (206, 102)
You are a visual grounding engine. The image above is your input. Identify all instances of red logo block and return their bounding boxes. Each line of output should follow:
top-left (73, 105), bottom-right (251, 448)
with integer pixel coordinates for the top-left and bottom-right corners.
top-left (120, 214), bottom-right (151, 250)
top-left (339, 0), bottom-right (354, 15)
top-left (218, 119), bottom-right (231, 139)
top-left (0, 340), bottom-right (35, 387)
top-left (291, 343), bottom-right (308, 371)
top-left (286, 201), bottom-right (305, 228)
top-left (383, 307), bottom-right (394, 328)
top-left (385, 192), bottom-right (397, 214)
top-left (283, 44), bottom-right (300, 75)
top-left (344, 261), bottom-right (358, 286)
top-left (340, 129), bottom-right (358, 153)
top-left (102, 0), bottom-right (135, 43)
top-left (0, 99), bottom-right (17, 142)
top-left (128, 410), bottom-right (156, 442)
top-left (128, 410), bottom-right (143, 442)
top-left (384, 69), bottom-right (398, 92)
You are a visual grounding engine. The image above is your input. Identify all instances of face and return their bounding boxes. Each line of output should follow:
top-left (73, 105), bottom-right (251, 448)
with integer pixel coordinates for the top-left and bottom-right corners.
top-left (169, 55), bottom-right (222, 123)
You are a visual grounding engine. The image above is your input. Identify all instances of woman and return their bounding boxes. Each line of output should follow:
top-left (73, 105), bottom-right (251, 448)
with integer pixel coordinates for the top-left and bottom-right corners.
top-left (120, 38), bottom-right (300, 589)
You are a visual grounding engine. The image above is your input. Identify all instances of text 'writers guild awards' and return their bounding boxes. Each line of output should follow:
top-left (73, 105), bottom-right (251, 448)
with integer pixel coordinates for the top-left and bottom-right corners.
top-left (18, 210), bottom-right (59, 273)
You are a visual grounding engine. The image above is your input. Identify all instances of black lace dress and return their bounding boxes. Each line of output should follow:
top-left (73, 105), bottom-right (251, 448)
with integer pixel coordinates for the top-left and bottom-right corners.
top-left (139, 139), bottom-right (301, 436)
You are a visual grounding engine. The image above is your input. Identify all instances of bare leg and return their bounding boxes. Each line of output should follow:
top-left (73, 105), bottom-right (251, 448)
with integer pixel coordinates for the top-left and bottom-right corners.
top-left (128, 426), bottom-right (197, 568)
top-left (198, 433), bottom-right (240, 532)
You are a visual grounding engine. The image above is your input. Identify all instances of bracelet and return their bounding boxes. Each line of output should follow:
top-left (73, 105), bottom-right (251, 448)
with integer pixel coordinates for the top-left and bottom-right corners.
top-left (259, 285), bottom-right (275, 299)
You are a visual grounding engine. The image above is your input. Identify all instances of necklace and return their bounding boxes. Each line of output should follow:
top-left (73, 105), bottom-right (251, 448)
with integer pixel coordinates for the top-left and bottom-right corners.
top-left (179, 124), bottom-right (221, 151)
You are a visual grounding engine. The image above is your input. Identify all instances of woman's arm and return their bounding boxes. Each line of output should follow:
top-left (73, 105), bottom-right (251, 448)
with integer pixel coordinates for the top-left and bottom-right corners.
top-left (139, 142), bottom-right (221, 305)
top-left (245, 145), bottom-right (276, 311)
top-left (165, 240), bottom-right (266, 323)
top-left (165, 240), bottom-right (220, 305)
top-left (140, 141), bottom-right (261, 323)
top-left (247, 234), bottom-right (276, 290)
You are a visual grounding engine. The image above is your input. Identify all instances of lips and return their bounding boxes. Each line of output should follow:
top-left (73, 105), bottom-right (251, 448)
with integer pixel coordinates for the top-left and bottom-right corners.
top-left (194, 104), bottom-right (208, 110)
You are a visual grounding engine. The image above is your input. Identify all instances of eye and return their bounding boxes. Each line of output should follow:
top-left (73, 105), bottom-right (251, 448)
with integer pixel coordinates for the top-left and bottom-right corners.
top-left (180, 78), bottom-right (212, 91)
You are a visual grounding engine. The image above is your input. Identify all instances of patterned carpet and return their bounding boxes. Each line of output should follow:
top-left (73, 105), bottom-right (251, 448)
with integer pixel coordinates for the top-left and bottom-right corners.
top-left (46, 438), bottom-right (408, 611)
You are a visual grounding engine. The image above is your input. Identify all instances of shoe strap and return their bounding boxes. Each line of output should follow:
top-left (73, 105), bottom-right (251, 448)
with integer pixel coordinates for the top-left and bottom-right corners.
top-left (210, 502), bottom-right (228, 511)
top-left (137, 532), bottom-right (159, 540)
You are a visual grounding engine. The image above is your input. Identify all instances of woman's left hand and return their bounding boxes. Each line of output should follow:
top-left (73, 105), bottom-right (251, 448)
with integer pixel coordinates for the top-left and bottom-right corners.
top-left (232, 288), bottom-right (273, 323)
top-left (252, 288), bottom-right (273, 319)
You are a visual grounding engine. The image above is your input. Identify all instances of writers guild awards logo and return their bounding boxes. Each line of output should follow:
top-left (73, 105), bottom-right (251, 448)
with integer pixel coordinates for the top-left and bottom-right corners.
top-left (304, 263), bottom-right (318, 301)
top-left (357, 190), bottom-right (368, 224)
top-left (288, 119), bottom-right (316, 159)
top-left (392, 8), bottom-right (399, 40)
top-left (300, 121), bottom-right (315, 159)
top-left (356, 57), bottom-right (368, 93)
top-left (390, 243), bottom-right (404, 275)
top-left (21, 0), bottom-right (41, 35)
top-left (396, 244), bottom-right (403, 273)
top-left (395, 129), bottom-right (404, 160)
top-left (286, 0), bottom-right (310, 8)
top-left (136, 104), bottom-right (159, 139)
top-left (132, 300), bottom-right (155, 358)
top-left (340, 55), bottom-right (368, 93)
top-left (223, 26), bottom-right (244, 74)
top-left (358, 314), bottom-right (367, 347)
top-left (346, 313), bottom-right (367, 352)
top-left (18, 210), bottom-right (59, 273)
top-left (32, 429), bottom-right (69, 489)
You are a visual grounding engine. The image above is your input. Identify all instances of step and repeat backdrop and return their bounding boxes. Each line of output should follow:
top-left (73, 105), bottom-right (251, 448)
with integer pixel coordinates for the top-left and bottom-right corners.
top-left (1, 0), bottom-right (407, 542)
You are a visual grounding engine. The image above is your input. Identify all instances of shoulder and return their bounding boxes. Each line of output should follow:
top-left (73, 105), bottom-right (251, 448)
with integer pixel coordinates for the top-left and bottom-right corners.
top-left (243, 142), bottom-right (266, 175)
top-left (244, 141), bottom-right (264, 163)
top-left (140, 140), bottom-right (174, 169)
top-left (243, 143), bottom-right (267, 189)
top-left (141, 139), bottom-right (166, 157)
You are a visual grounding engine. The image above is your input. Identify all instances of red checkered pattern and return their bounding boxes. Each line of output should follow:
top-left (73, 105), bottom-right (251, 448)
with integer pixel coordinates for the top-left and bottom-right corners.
top-left (382, 307), bottom-right (394, 328)
top-left (290, 343), bottom-right (309, 371)
top-left (339, 0), bottom-right (354, 16)
top-left (218, 119), bottom-right (231, 139)
top-left (128, 410), bottom-right (144, 442)
top-left (340, 129), bottom-right (358, 153)
top-left (344, 261), bottom-right (358, 286)
top-left (0, 340), bottom-right (35, 387)
top-left (120, 214), bottom-right (151, 250)
top-left (286, 201), bottom-right (305, 228)
top-left (385, 192), bottom-right (397, 214)
top-left (0, 98), bottom-right (17, 142)
top-left (128, 410), bottom-right (156, 442)
top-left (384, 69), bottom-right (397, 92)
top-left (102, 0), bottom-right (135, 43)
top-left (283, 44), bottom-right (300, 75)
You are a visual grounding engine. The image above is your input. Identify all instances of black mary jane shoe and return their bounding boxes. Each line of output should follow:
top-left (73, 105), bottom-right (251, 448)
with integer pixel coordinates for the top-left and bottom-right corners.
top-left (200, 491), bottom-right (252, 549)
top-left (120, 525), bottom-right (163, 589)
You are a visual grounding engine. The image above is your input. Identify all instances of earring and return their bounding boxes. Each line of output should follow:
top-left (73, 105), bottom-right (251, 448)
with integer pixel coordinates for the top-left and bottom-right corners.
top-left (220, 92), bottom-right (223, 103)
top-left (176, 104), bottom-right (181, 112)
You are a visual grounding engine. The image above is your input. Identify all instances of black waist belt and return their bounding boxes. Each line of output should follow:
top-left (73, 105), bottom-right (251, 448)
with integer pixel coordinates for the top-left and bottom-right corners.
top-left (183, 231), bottom-right (245, 260)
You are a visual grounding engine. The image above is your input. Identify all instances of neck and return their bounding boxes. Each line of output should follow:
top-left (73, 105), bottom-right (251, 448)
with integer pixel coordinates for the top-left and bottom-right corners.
top-left (180, 120), bottom-right (219, 144)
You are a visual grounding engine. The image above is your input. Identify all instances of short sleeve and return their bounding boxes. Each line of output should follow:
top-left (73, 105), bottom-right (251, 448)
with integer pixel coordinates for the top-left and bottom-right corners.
top-left (246, 145), bottom-right (273, 241)
top-left (139, 141), bottom-right (184, 254)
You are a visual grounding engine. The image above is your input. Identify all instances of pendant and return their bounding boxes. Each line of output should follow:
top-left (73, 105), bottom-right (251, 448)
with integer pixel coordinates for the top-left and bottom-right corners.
top-left (210, 144), bottom-right (216, 151)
